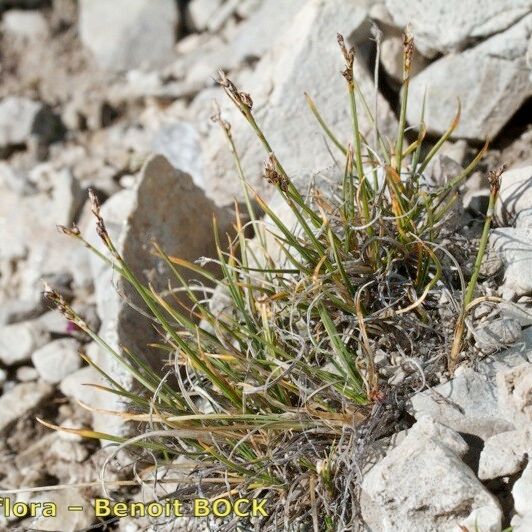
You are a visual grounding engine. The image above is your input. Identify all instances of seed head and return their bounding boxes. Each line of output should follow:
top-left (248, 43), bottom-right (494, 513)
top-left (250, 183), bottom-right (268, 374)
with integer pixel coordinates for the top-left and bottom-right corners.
top-left (488, 164), bottom-right (506, 195)
top-left (217, 70), bottom-right (253, 112)
top-left (263, 153), bottom-right (288, 192)
top-left (337, 33), bottom-right (355, 84)
top-left (403, 26), bottom-right (415, 80)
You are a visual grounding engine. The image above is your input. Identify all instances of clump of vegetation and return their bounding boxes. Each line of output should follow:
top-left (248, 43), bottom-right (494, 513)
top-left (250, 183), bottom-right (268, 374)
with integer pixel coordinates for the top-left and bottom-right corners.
top-left (44, 30), bottom-right (499, 530)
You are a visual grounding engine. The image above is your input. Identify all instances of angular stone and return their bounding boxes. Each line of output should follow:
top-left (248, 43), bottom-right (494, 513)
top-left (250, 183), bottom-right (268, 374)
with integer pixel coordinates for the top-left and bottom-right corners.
top-left (495, 165), bottom-right (532, 226)
top-left (203, 0), bottom-right (397, 206)
top-left (384, 0), bottom-right (532, 57)
top-left (32, 339), bottom-right (82, 384)
top-left (407, 15), bottom-right (532, 141)
top-left (497, 363), bottom-right (532, 425)
top-left (87, 154), bottom-right (233, 436)
top-left (490, 227), bottom-right (532, 299)
top-left (0, 320), bottom-right (49, 366)
top-left (362, 417), bottom-right (502, 531)
top-left (79, 0), bottom-right (179, 72)
top-left (410, 366), bottom-right (514, 440)
top-left (511, 461), bottom-right (532, 531)
top-left (0, 96), bottom-right (63, 149)
top-left (0, 381), bottom-right (53, 432)
top-left (478, 427), bottom-right (531, 480)
top-left (474, 318), bottom-right (522, 354)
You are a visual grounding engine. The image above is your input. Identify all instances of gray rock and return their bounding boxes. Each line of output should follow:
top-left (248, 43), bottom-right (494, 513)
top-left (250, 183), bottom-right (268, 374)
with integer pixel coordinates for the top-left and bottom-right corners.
top-left (32, 338), bottom-right (81, 384)
top-left (59, 365), bottom-right (104, 406)
top-left (497, 363), bottom-right (532, 425)
top-left (511, 461), bottom-right (532, 531)
top-left (478, 426), bottom-right (531, 480)
top-left (16, 366), bottom-right (39, 382)
top-left (490, 227), bottom-right (532, 299)
top-left (0, 381), bottom-right (53, 433)
top-left (188, 0), bottom-right (223, 31)
top-left (151, 122), bottom-right (205, 188)
top-left (410, 366), bottom-right (514, 440)
top-left (203, 0), bottom-right (397, 206)
top-left (0, 368), bottom-right (6, 386)
top-left (407, 14), bottom-right (532, 141)
top-left (361, 417), bottom-right (502, 532)
top-left (28, 489), bottom-right (94, 532)
top-left (384, 0), bottom-right (532, 58)
top-left (0, 321), bottom-right (49, 366)
top-left (380, 30), bottom-right (428, 84)
top-left (0, 299), bottom-right (44, 326)
top-left (79, 0), bottom-right (179, 72)
top-left (0, 96), bottom-right (63, 150)
top-left (474, 318), bottom-right (522, 354)
top-left (87, 154), bottom-right (233, 436)
top-left (2, 9), bottom-right (49, 40)
top-left (513, 463), bottom-right (532, 529)
top-left (495, 166), bottom-right (532, 226)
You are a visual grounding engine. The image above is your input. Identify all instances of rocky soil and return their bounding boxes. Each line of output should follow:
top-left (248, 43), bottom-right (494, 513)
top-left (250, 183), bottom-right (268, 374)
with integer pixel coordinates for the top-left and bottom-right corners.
top-left (0, 0), bottom-right (531, 531)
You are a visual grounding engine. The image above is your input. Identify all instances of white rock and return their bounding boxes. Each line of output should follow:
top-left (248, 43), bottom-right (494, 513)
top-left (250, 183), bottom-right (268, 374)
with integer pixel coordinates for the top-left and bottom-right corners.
top-left (28, 489), bottom-right (94, 532)
top-left (0, 299), bottom-right (44, 326)
top-left (188, 0), bottom-right (223, 31)
top-left (2, 9), bottom-right (49, 40)
top-left (474, 318), bottom-right (522, 354)
top-left (407, 14), bottom-right (532, 141)
top-left (410, 366), bottom-right (514, 440)
top-left (361, 417), bottom-right (502, 531)
top-left (497, 363), bottom-right (532, 425)
top-left (478, 426), bottom-right (531, 479)
top-left (495, 166), bottom-right (532, 226)
top-left (16, 366), bottom-right (39, 382)
top-left (0, 381), bottom-right (53, 432)
top-left (0, 321), bottom-right (49, 366)
top-left (202, 0), bottom-right (397, 206)
top-left (380, 31), bottom-right (428, 84)
top-left (32, 339), bottom-right (81, 384)
top-left (79, 0), bottom-right (179, 72)
top-left (59, 365), bottom-right (104, 406)
top-left (0, 96), bottom-right (63, 149)
top-left (150, 122), bottom-right (205, 188)
top-left (490, 227), bottom-right (532, 299)
top-left (384, 0), bottom-right (532, 58)
top-left (511, 461), bottom-right (532, 531)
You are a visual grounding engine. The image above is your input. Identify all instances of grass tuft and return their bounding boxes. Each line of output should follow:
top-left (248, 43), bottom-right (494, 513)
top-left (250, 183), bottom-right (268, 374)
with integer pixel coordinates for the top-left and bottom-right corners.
top-left (45, 30), bottom-right (497, 529)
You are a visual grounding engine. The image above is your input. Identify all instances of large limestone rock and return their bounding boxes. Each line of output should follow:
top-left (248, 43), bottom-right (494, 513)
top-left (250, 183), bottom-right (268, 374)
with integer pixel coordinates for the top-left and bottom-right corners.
top-left (495, 166), bottom-right (532, 226)
top-left (88, 154), bottom-right (233, 436)
top-left (383, 0), bottom-right (532, 58)
top-left (490, 227), bottom-right (532, 299)
top-left (203, 0), bottom-right (397, 206)
top-left (407, 14), bottom-right (532, 141)
top-left (79, 0), bottom-right (179, 72)
top-left (410, 328), bottom-right (532, 440)
top-left (511, 461), bottom-right (532, 531)
top-left (361, 417), bottom-right (502, 531)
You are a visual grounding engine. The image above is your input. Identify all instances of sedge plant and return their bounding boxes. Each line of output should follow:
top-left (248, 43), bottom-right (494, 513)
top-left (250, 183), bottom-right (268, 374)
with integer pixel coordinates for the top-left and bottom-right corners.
top-left (43, 30), bottom-right (498, 530)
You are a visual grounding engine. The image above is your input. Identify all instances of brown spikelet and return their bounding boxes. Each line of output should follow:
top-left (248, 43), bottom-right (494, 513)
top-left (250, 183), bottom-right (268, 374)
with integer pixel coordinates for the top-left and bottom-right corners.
top-left (57, 224), bottom-right (81, 237)
top-left (263, 153), bottom-right (288, 192)
top-left (403, 26), bottom-right (415, 80)
top-left (210, 101), bottom-right (231, 134)
top-left (488, 164), bottom-right (506, 194)
top-left (337, 33), bottom-right (355, 84)
top-left (217, 70), bottom-right (253, 112)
